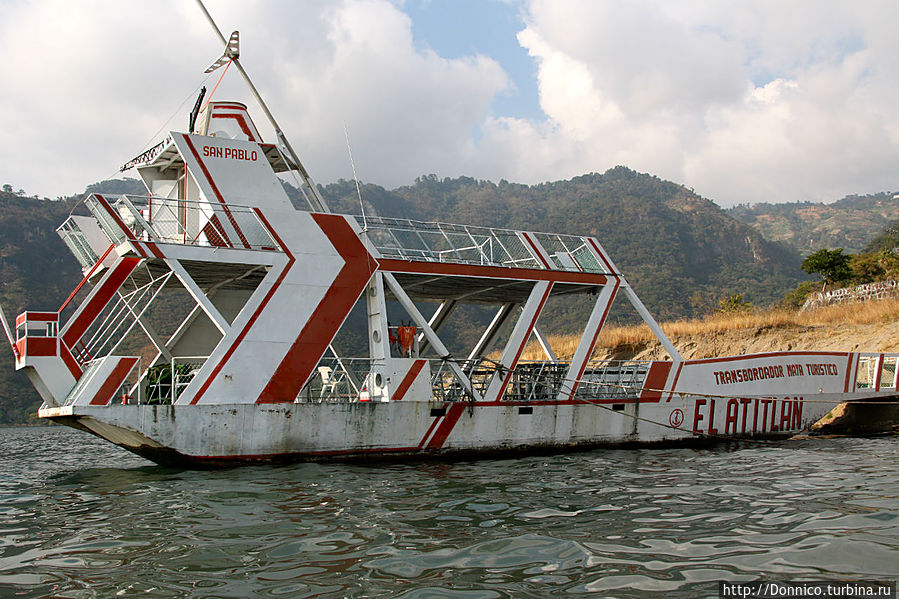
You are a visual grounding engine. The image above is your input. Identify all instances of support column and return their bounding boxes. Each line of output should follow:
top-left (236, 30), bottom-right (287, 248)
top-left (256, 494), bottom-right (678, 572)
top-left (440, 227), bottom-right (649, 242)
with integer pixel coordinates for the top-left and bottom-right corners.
top-left (165, 258), bottom-right (231, 335)
top-left (585, 237), bottom-right (681, 361)
top-left (383, 273), bottom-right (482, 401)
top-left (531, 324), bottom-right (558, 362)
top-left (418, 300), bottom-right (457, 356)
top-left (366, 273), bottom-right (391, 361)
top-left (483, 281), bottom-right (553, 402)
top-left (558, 279), bottom-right (620, 400)
top-left (467, 302), bottom-right (516, 362)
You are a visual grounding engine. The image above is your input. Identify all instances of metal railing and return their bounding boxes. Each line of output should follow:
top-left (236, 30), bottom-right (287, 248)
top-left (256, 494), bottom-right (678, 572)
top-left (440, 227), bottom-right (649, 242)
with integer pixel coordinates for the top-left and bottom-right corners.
top-left (358, 216), bottom-right (609, 274)
top-left (83, 194), bottom-right (283, 252)
top-left (72, 268), bottom-right (173, 366)
top-left (144, 357), bottom-right (206, 404)
top-left (296, 356), bottom-right (651, 403)
top-left (533, 232), bottom-right (605, 273)
top-left (578, 361), bottom-right (650, 399)
top-left (60, 356), bottom-right (143, 407)
top-left (855, 354), bottom-right (899, 391)
top-left (57, 218), bottom-right (100, 269)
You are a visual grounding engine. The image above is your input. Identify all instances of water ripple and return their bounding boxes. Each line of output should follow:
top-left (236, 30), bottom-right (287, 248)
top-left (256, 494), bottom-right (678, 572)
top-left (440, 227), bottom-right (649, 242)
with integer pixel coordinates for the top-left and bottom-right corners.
top-left (0, 427), bottom-right (896, 597)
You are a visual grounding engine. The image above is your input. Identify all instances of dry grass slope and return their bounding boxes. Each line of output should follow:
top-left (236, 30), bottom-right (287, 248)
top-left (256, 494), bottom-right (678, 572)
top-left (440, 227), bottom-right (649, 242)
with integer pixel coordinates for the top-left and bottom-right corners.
top-left (522, 298), bottom-right (899, 362)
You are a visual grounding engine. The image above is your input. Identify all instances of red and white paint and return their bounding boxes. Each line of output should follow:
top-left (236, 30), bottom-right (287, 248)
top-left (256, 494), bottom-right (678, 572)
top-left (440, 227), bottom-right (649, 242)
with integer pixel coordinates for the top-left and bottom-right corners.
top-left (10, 97), bottom-right (896, 466)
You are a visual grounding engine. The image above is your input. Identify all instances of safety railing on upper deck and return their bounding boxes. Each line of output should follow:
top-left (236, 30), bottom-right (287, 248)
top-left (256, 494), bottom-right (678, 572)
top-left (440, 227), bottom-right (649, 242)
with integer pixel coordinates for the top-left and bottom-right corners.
top-left (57, 219), bottom-right (101, 269)
top-left (358, 216), bottom-right (610, 274)
top-left (58, 194), bottom-right (284, 256)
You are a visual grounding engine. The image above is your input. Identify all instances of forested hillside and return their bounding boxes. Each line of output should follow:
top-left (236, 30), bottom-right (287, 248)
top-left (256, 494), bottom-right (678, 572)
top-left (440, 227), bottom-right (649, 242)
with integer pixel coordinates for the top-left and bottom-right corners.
top-left (864, 218), bottom-right (899, 253)
top-left (728, 192), bottom-right (899, 255)
top-left (323, 166), bottom-right (804, 322)
top-left (0, 190), bottom-right (82, 423)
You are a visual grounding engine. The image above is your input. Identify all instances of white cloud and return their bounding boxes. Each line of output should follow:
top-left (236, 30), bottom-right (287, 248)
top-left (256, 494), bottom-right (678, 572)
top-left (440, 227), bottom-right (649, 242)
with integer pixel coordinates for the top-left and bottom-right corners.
top-left (498, 0), bottom-right (899, 205)
top-left (0, 0), bottom-right (507, 196)
top-left (1, 0), bottom-right (898, 206)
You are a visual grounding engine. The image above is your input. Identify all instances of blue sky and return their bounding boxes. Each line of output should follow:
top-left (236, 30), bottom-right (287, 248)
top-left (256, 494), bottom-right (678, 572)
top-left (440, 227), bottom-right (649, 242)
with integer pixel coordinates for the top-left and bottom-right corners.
top-left (404, 0), bottom-right (542, 122)
top-left (1, 0), bottom-right (898, 207)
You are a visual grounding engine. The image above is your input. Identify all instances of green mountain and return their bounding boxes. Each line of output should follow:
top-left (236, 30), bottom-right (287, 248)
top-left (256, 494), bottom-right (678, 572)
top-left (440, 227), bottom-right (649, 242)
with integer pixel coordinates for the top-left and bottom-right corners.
top-left (0, 168), bottom-right (807, 423)
top-left (728, 192), bottom-right (899, 255)
top-left (323, 167), bottom-right (805, 322)
top-left (863, 218), bottom-right (899, 253)
top-left (0, 191), bottom-right (82, 424)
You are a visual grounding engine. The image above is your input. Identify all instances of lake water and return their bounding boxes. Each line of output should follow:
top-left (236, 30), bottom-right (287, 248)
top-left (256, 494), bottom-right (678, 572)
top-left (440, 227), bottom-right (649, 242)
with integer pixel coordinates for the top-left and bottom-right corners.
top-left (0, 426), bottom-right (896, 598)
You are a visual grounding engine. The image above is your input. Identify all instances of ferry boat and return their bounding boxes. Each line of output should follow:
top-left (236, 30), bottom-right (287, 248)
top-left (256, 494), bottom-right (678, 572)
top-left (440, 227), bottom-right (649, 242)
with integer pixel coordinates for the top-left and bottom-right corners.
top-left (3, 26), bottom-right (898, 466)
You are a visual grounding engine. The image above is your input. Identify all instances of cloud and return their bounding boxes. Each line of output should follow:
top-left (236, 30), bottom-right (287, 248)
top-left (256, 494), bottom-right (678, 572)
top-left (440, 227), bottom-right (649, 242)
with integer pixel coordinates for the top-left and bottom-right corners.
top-left (1, 0), bottom-right (898, 206)
top-left (499, 0), bottom-right (899, 205)
top-left (0, 0), bottom-right (507, 196)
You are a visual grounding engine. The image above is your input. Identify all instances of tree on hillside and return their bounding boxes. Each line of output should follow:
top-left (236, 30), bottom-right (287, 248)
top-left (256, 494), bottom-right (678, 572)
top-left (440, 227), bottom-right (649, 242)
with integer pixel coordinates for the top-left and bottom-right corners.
top-left (717, 293), bottom-right (752, 314)
top-left (849, 252), bottom-right (885, 285)
top-left (801, 248), bottom-right (852, 291)
top-left (868, 226), bottom-right (899, 254)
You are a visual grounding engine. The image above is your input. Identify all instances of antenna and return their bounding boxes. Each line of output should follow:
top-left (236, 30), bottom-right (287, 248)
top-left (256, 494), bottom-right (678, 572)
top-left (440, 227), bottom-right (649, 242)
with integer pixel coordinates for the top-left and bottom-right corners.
top-left (344, 123), bottom-right (367, 230)
top-left (188, 86), bottom-right (207, 133)
top-left (193, 0), bottom-right (330, 213)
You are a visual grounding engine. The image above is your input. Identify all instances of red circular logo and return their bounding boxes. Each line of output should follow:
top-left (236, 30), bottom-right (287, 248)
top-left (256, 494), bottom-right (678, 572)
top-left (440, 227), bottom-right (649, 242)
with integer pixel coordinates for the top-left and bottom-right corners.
top-left (669, 409), bottom-right (684, 428)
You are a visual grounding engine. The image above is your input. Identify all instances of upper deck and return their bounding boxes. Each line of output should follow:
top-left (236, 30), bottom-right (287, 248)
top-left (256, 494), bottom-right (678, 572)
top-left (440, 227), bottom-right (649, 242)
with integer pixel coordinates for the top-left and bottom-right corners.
top-left (359, 215), bottom-right (613, 302)
top-left (59, 193), bottom-right (615, 302)
top-left (359, 215), bottom-right (607, 274)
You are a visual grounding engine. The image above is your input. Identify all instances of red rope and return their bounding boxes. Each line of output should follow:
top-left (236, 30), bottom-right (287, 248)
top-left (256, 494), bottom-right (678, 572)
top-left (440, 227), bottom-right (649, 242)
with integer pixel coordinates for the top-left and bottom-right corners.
top-left (202, 59), bottom-right (233, 112)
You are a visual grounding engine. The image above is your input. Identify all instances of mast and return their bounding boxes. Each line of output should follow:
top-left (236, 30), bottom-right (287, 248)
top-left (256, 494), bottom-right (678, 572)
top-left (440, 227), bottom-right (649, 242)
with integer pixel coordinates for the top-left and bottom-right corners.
top-left (193, 0), bottom-right (330, 213)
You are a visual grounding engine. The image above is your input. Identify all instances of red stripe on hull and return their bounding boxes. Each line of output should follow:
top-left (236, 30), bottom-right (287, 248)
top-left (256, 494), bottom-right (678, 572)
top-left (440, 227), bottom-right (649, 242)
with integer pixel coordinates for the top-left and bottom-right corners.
top-left (418, 414), bottom-right (443, 449)
top-left (844, 353), bottom-right (855, 393)
top-left (665, 362), bottom-right (686, 403)
top-left (639, 361), bottom-right (673, 403)
top-left (426, 403), bottom-right (467, 449)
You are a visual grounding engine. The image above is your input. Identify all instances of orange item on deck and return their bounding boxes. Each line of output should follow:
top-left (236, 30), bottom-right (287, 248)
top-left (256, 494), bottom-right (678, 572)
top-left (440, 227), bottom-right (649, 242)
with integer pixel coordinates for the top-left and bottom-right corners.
top-left (397, 326), bottom-right (416, 355)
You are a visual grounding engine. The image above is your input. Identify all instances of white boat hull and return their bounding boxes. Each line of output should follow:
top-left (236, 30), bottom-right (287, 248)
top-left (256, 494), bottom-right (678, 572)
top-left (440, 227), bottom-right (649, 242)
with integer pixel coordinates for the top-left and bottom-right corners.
top-left (39, 392), bottom-right (860, 465)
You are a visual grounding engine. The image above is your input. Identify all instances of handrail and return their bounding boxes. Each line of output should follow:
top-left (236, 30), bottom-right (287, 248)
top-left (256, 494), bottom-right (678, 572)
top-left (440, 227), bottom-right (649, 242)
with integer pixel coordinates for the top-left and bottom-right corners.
top-left (298, 356), bottom-right (652, 403)
top-left (358, 215), bottom-right (610, 274)
top-left (855, 353), bottom-right (899, 391)
top-left (83, 193), bottom-right (283, 252)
